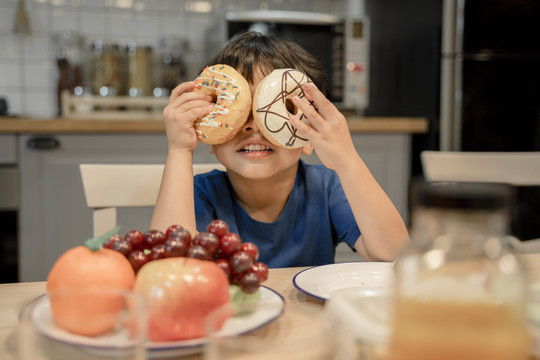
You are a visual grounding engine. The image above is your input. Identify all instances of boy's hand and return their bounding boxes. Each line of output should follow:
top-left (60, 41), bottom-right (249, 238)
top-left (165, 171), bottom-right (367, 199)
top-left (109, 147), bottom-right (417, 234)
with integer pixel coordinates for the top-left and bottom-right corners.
top-left (163, 81), bottom-right (214, 152)
top-left (290, 83), bottom-right (359, 171)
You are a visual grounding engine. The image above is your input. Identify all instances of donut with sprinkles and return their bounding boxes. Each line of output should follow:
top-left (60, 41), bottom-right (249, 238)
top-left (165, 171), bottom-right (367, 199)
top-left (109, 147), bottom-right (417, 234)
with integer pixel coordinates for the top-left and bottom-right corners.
top-left (192, 64), bottom-right (251, 144)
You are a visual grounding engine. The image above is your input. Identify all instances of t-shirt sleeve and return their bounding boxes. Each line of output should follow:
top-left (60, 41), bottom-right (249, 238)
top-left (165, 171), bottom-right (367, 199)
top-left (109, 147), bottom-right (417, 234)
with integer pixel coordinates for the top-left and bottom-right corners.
top-left (327, 172), bottom-right (361, 250)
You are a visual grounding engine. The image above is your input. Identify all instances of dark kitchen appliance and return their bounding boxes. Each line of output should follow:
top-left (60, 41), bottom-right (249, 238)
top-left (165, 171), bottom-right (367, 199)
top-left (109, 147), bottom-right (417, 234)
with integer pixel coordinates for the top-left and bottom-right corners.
top-left (225, 10), bottom-right (370, 113)
top-left (440, 0), bottom-right (540, 241)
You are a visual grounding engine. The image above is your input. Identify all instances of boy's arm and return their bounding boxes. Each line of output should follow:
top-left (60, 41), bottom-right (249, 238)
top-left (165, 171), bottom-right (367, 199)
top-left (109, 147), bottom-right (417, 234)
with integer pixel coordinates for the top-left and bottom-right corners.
top-left (291, 83), bottom-right (409, 261)
top-left (150, 82), bottom-right (213, 236)
top-left (338, 156), bottom-right (409, 261)
top-left (151, 149), bottom-right (197, 235)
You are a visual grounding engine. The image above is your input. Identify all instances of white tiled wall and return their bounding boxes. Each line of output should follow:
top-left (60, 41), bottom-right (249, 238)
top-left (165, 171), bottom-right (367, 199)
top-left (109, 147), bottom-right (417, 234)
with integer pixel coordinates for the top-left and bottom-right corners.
top-left (0, 0), bottom-right (345, 118)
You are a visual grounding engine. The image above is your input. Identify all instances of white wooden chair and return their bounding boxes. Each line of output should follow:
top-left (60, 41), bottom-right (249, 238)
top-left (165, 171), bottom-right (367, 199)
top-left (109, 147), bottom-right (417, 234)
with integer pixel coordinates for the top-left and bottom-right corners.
top-left (420, 151), bottom-right (540, 252)
top-left (421, 151), bottom-right (540, 186)
top-left (80, 163), bottom-right (225, 237)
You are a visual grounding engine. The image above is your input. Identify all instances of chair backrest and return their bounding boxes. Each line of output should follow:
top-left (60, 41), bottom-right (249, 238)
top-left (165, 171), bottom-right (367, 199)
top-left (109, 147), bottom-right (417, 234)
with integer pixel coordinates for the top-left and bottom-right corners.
top-left (420, 151), bottom-right (540, 252)
top-left (80, 163), bottom-right (226, 237)
top-left (421, 151), bottom-right (540, 186)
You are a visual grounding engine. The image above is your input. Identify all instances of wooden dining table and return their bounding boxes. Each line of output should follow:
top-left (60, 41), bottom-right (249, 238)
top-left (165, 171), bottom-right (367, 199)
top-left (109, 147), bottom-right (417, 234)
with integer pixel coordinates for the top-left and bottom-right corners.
top-left (0, 266), bottom-right (322, 360)
top-left (2, 255), bottom-right (540, 359)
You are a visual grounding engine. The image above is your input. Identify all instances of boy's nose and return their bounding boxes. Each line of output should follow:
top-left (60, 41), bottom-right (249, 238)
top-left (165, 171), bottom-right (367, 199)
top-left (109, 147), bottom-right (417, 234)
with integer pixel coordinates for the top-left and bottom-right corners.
top-left (242, 115), bottom-right (260, 133)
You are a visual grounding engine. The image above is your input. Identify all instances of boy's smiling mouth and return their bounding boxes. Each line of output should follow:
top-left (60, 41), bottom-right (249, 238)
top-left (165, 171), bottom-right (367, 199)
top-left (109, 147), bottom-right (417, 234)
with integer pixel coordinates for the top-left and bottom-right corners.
top-left (239, 144), bottom-right (274, 153)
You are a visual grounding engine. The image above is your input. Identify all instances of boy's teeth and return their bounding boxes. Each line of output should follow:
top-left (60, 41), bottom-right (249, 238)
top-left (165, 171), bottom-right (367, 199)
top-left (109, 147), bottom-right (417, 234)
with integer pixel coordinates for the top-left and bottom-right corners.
top-left (243, 144), bottom-right (270, 152)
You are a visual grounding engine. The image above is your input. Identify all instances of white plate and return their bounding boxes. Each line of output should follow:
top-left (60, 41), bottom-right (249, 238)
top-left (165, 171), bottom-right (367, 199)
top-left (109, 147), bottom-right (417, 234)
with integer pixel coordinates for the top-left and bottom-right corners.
top-left (293, 262), bottom-right (394, 301)
top-left (31, 286), bottom-right (285, 358)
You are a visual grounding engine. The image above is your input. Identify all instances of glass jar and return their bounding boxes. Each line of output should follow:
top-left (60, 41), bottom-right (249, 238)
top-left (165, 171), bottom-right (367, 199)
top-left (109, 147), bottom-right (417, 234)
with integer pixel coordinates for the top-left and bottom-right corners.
top-left (155, 37), bottom-right (187, 96)
top-left (389, 181), bottom-right (530, 360)
top-left (127, 43), bottom-right (152, 97)
top-left (53, 31), bottom-right (87, 115)
top-left (92, 40), bottom-right (122, 96)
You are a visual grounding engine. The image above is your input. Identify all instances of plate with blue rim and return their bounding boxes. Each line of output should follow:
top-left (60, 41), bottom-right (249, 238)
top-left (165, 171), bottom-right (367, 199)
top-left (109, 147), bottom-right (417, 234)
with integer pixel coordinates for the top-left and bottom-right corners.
top-left (30, 286), bottom-right (285, 358)
top-left (293, 262), bottom-right (394, 301)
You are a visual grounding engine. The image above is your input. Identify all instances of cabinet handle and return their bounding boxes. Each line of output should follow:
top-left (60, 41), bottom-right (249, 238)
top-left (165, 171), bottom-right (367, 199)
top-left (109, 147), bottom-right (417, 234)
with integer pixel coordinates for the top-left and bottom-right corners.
top-left (26, 137), bottom-right (60, 150)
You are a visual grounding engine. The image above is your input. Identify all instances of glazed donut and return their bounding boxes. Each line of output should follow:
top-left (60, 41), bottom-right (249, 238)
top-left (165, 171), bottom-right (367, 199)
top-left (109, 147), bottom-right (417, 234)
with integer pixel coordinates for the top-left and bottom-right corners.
top-left (192, 64), bottom-right (251, 144)
top-left (253, 68), bottom-right (317, 149)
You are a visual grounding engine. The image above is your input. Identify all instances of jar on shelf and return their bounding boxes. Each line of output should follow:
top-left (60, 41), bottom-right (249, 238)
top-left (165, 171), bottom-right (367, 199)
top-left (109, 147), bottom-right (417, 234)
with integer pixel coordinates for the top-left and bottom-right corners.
top-left (127, 43), bottom-right (152, 97)
top-left (155, 37), bottom-right (187, 96)
top-left (91, 40), bottom-right (122, 96)
top-left (53, 31), bottom-right (88, 115)
top-left (389, 181), bottom-right (530, 360)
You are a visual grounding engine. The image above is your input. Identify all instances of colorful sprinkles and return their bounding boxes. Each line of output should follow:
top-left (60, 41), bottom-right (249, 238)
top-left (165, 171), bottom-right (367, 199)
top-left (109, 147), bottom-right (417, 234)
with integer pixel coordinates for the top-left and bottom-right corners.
top-left (193, 65), bottom-right (244, 139)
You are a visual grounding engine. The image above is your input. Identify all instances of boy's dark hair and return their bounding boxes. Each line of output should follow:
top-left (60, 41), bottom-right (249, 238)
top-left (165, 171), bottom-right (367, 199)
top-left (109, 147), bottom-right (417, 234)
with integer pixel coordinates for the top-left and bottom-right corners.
top-left (207, 31), bottom-right (327, 95)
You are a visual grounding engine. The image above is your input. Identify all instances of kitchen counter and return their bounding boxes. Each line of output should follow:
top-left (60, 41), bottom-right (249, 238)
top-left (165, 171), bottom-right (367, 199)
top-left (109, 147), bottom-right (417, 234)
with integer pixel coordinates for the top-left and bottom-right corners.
top-left (0, 116), bottom-right (428, 134)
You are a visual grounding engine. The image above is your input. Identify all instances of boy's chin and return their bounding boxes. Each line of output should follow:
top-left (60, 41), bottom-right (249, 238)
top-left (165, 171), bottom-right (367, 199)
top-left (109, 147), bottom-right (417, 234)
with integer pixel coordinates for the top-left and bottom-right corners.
top-left (228, 161), bottom-right (299, 178)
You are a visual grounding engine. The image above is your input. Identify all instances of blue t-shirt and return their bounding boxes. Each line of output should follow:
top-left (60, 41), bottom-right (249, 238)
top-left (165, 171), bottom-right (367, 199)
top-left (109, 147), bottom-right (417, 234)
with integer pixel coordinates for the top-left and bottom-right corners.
top-left (193, 160), bottom-right (361, 267)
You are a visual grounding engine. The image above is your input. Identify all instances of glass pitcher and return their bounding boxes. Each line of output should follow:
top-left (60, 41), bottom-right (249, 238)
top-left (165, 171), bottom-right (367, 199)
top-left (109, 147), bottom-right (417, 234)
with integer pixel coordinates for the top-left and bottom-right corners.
top-left (389, 181), bottom-right (531, 360)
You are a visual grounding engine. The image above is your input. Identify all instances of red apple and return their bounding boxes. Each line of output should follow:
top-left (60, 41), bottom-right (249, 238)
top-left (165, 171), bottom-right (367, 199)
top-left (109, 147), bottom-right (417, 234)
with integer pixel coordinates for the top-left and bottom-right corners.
top-left (133, 257), bottom-right (230, 342)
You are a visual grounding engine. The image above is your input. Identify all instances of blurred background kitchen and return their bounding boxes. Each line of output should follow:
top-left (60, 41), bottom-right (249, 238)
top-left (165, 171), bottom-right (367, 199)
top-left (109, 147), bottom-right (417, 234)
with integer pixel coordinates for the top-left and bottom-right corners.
top-left (0, 0), bottom-right (441, 148)
top-left (0, 0), bottom-right (346, 117)
top-left (1, 0), bottom-right (539, 283)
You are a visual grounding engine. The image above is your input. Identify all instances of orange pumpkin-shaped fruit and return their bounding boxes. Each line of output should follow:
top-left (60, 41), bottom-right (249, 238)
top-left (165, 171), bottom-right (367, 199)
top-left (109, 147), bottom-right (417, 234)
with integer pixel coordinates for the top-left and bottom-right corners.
top-left (46, 245), bottom-right (135, 336)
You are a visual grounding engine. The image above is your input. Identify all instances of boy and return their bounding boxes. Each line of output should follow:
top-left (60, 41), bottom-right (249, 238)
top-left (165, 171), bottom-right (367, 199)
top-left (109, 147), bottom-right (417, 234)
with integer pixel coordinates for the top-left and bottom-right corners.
top-left (151, 32), bottom-right (409, 267)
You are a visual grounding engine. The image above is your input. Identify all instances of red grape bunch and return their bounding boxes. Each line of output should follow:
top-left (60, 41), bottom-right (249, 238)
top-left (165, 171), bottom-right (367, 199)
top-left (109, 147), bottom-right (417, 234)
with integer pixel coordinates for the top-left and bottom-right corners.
top-left (103, 219), bottom-right (268, 294)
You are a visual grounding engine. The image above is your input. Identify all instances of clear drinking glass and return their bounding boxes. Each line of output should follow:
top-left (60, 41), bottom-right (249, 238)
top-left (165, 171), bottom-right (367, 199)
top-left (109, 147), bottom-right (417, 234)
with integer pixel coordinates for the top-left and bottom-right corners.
top-left (17, 288), bottom-right (147, 360)
top-left (324, 287), bottom-right (394, 360)
top-left (204, 302), bottom-right (336, 360)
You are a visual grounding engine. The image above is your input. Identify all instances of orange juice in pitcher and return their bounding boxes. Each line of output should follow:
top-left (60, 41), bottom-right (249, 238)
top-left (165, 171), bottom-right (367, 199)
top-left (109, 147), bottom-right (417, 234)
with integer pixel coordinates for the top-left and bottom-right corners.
top-left (390, 298), bottom-right (530, 360)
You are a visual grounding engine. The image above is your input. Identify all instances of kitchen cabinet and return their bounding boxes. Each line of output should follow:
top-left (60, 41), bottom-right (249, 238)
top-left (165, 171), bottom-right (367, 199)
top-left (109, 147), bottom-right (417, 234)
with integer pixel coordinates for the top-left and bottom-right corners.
top-left (0, 135), bottom-right (18, 283)
top-left (0, 135), bottom-right (18, 209)
top-left (0, 135), bottom-right (17, 164)
top-left (17, 131), bottom-right (411, 281)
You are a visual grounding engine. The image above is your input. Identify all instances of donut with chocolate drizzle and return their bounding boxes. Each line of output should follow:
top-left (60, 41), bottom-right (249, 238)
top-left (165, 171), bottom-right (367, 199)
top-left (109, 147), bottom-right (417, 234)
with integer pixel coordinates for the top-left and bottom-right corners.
top-left (253, 69), bottom-right (317, 149)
